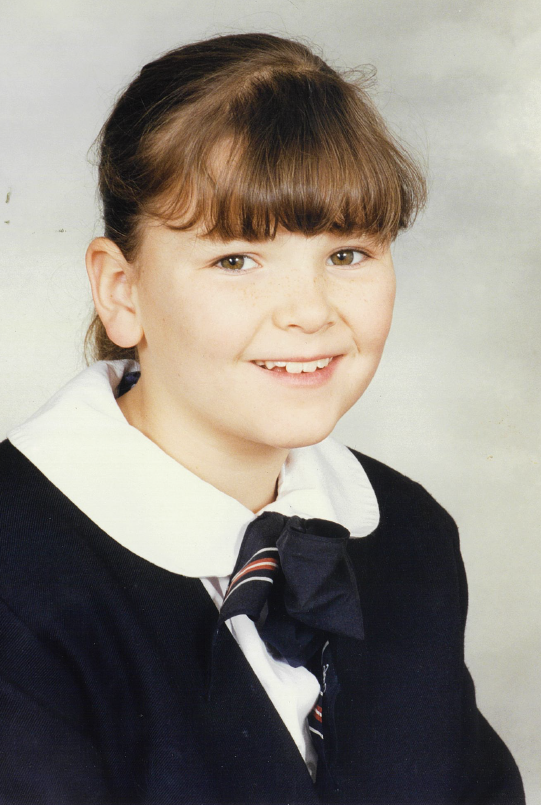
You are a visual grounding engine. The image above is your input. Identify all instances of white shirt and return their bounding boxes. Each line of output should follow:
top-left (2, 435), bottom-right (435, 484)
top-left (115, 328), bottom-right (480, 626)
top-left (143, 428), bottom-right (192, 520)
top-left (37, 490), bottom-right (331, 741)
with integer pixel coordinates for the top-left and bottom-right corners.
top-left (8, 360), bottom-right (380, 778)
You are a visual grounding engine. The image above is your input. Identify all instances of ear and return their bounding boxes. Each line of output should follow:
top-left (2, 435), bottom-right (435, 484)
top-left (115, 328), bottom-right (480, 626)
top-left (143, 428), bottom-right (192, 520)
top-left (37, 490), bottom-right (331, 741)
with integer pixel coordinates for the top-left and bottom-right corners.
top-left (86, 238), bottom-right (143, 349)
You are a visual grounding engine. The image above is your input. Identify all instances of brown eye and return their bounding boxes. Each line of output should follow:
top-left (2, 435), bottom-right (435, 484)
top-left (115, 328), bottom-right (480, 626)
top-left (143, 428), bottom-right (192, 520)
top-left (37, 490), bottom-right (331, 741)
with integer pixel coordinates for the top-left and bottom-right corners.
top-left (327, 249), bottom-right (364, 266)
top-left (216, 255), bottom-right (257, 271)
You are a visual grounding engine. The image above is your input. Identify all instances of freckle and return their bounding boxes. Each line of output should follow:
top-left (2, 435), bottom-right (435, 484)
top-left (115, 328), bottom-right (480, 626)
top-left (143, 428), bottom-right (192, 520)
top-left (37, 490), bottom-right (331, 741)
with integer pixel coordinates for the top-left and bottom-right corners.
top-left (5, 189), bottom-right (11, 204)
top-left (57, 228), bottom-right (66, 233)
top-left (4, 220), bottom-right (9, 224)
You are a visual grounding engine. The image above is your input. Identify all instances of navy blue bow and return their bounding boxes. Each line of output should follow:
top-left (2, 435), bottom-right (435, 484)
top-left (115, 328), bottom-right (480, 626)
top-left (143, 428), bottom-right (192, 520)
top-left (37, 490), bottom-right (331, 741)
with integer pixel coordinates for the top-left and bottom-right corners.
top-left (218, 511), bottom-right (364, 667)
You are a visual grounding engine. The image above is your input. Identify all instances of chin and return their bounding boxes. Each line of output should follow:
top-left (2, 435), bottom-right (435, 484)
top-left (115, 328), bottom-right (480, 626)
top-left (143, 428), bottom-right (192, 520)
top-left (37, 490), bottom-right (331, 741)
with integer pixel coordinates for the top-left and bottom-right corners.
top-left (259, 420), bottom-right (338, 451)
top-left (251, 395), bottom-right (359, 451)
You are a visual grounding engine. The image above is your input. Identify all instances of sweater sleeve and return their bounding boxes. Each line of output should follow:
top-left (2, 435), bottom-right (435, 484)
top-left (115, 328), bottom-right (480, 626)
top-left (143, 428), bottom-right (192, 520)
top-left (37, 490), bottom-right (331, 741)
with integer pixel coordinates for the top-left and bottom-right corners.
top-left (460, 675), bottom-right (525, 805)
top-left (450, 524), bottom-right (525, 805)
top-left (0, 598), bottom-right (114, 805)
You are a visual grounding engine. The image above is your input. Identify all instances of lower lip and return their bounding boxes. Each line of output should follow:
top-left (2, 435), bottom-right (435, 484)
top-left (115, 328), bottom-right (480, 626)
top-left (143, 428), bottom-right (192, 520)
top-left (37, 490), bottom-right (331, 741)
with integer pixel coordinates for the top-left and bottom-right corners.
top-left (250, 357), bottom-right (342, 387)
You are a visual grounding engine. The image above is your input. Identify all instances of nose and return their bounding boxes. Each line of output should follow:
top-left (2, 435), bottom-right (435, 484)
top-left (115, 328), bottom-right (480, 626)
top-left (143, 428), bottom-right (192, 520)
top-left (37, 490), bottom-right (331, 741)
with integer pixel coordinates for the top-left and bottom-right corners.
top-left (271, 270), bottom-right (336, 335)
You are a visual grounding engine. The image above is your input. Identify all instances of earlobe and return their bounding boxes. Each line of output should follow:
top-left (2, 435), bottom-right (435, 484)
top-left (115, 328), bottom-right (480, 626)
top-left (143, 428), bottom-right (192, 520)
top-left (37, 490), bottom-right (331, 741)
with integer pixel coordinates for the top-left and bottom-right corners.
top-left (85, 238), bottom-right (143, 349)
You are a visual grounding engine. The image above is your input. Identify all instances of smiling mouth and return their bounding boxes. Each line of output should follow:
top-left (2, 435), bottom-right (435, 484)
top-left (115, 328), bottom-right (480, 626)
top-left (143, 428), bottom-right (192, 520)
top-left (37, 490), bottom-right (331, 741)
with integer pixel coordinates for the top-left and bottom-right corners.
top-left (253, 357), bottom-right (334, 374)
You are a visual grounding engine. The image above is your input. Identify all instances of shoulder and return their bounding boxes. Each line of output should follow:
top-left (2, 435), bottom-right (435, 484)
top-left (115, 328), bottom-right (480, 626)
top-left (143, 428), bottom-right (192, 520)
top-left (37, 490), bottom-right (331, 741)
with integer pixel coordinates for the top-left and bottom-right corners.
top-left (0, 438), bottom-right (83, 548)
top-left (349, 447), bottom-right (458, 535)
top-left (0, 439), bottom-right (69, 563)
top-left (0, 439), bottom-right (143, 630)
top-left (0, 440), bottom-right (99, 610)
top-left (0, 438), bottom-right (202, 607)
top-left (347, 449), bottom-right (466, 606)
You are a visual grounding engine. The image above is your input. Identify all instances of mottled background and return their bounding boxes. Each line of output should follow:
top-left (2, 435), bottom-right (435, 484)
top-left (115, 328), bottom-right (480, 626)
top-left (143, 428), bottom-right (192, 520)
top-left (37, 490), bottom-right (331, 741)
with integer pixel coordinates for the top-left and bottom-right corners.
top-left (1, 0), bottom-right (540, 798)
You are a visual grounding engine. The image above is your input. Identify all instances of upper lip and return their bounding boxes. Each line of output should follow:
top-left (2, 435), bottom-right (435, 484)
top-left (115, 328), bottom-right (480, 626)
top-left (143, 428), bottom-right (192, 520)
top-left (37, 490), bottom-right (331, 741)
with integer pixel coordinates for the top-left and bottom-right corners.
top-left (252, 354), bottom-right (341, 362)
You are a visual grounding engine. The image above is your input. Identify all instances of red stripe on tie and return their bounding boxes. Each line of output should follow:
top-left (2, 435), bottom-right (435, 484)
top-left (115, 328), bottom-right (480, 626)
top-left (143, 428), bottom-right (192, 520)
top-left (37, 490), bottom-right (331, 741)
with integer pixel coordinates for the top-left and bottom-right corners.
top-left (230, 559), bottom-right (279, 587)
top-left (313, 705), bottom-right (323, 722)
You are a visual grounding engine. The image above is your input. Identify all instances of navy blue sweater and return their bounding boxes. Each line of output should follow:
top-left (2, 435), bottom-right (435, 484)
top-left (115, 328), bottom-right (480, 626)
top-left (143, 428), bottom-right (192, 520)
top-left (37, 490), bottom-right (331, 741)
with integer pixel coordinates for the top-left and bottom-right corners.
top-left (0, 440), bottom-right (524, 804)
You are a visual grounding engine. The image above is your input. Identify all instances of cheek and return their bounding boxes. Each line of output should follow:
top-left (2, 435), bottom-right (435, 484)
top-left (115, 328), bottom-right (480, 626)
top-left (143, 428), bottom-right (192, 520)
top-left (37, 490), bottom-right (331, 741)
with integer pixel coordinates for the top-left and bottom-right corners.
top-left (139, 277), bottom-right (257, 361)
top-left (350, 278), bottom-right (396, 351)
top-left (375, 290), bottom-right (395, 343)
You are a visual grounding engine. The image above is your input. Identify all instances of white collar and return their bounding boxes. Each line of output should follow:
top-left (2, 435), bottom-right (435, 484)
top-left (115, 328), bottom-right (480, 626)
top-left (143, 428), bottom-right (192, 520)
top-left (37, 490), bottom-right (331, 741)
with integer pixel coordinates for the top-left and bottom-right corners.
top-left (8, 361), bottom-right (379, 578)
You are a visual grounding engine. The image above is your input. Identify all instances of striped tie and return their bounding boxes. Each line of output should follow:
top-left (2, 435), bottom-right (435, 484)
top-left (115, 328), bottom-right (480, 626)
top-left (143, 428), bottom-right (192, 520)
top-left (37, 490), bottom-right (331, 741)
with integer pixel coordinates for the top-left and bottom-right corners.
top-left (217, 511), bottom-right (364, 789)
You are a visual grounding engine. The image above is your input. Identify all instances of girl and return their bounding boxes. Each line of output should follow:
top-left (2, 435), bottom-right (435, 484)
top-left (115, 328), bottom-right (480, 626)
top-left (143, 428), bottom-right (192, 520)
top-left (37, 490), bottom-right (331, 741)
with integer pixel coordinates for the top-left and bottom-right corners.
top-left (0, 33), bottom-right (524, 805)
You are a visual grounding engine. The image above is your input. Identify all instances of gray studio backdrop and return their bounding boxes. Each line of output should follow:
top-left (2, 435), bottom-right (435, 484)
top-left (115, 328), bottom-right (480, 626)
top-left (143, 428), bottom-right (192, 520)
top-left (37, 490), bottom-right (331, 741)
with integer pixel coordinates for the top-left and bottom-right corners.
top-left (1, 0), bottom-right (540, 799)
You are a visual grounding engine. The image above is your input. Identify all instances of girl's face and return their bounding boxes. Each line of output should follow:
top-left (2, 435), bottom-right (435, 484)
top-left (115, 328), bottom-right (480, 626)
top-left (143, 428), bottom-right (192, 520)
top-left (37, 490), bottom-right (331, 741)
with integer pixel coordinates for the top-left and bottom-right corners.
top-left (129, 223), bottom-right (396, 452)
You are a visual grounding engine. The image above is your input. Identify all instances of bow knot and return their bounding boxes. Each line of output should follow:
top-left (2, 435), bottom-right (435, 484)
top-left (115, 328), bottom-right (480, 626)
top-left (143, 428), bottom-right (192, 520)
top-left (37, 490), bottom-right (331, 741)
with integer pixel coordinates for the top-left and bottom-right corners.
top-left (218, 511), bottom-right (363, 667)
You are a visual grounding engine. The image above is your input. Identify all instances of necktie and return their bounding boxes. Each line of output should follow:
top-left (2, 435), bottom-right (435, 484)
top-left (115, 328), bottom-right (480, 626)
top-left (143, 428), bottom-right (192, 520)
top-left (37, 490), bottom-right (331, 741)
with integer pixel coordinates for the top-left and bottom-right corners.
top-left (217, 511), bottom-right (364, 789)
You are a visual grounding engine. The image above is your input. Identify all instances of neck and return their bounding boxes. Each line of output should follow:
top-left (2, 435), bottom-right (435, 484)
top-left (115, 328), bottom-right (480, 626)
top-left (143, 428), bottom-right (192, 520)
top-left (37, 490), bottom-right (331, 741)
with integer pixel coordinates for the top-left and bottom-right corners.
top-left (117, 377), bottom-right (288, 513)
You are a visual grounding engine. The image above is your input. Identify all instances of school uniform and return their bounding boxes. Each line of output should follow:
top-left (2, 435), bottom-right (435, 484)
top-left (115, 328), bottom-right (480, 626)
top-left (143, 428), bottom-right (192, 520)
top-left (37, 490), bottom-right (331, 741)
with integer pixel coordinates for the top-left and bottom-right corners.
top-left (0, 361), bottom-right (524, 804)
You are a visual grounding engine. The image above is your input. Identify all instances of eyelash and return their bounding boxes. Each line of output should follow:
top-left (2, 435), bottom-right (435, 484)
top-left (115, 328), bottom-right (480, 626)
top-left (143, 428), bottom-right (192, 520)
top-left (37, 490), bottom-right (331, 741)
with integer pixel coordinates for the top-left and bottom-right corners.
top-left (325, 249), bottom-right (368, 267)
top-left (214, 249), bottom-right (369, 273)
top-left (215, 255), bottom-right (259, 272)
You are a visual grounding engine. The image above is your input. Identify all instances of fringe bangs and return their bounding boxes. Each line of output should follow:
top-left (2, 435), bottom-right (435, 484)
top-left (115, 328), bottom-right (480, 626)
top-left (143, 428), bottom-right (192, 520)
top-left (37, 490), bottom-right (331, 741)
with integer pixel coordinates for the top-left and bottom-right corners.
top-left (142, 70), bottom-right (425, 243)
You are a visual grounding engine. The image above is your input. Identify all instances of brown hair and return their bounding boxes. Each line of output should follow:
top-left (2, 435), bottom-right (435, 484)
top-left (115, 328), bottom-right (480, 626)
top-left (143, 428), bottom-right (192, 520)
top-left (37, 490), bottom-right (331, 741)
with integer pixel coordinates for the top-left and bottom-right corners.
top-left (86, 32), bottom-right (426, 362)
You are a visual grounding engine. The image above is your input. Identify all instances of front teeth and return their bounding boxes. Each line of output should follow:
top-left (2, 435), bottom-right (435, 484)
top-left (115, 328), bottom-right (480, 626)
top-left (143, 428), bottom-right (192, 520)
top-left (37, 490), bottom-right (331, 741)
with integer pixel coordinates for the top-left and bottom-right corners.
top-left (254, 357), bottom-right (333, 373)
